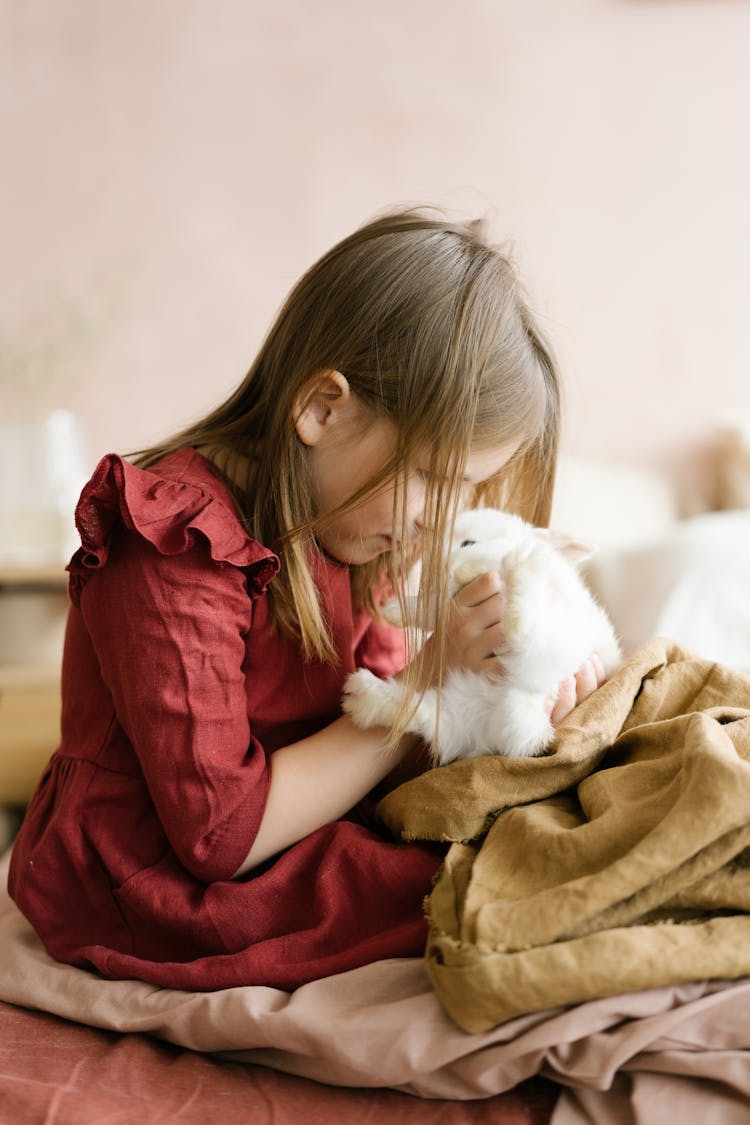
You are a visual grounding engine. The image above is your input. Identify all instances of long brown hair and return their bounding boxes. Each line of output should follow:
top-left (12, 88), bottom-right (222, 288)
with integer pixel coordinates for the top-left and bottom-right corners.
top-left (134, 207), bottom-right (561, 732)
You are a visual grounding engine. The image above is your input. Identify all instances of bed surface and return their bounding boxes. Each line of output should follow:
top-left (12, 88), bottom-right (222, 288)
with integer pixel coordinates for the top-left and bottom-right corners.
top-left (0, 1000), bottom-right (557, 1124)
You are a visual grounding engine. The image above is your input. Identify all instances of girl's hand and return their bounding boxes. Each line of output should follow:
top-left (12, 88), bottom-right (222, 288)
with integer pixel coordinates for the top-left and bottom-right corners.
top-left (410, 571), bottom-right (507, 687)
top-left (547, 653), bottom-right (607, 725)
top-left (444, 570), bottom-right (508, 677)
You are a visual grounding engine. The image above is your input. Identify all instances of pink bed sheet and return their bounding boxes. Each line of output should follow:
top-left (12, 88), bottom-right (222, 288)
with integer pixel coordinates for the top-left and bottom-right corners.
top-left (0, 1000), bottom-right (557, 1124)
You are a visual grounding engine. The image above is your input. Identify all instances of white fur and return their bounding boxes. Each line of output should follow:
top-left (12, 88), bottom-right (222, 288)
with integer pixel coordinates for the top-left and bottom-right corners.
top-left (342, 508), bottom-right (622, 764)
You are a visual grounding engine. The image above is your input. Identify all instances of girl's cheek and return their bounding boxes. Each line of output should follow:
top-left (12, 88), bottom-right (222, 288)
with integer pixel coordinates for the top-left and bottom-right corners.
top-left (462, 479), bottom-right (477, 504)
top-left (405, 476), bottom-right (428, 520)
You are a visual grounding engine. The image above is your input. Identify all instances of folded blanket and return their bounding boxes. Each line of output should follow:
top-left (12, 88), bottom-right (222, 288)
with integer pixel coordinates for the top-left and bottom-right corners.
top-left (377, 638), bottom-right (750, 1033)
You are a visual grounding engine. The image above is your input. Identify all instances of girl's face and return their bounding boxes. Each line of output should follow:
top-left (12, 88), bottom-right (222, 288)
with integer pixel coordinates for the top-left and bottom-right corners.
top-left (295, 374), bottom-right (519, 566)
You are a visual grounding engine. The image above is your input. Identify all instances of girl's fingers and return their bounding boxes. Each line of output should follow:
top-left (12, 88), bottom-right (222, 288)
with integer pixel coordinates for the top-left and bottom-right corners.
top-left (447, 581), bottom-right (506, 673)
top-left (452, 570), bottom-right (503, 609)
top-left (548, 654), bottom-right (608, 726)
top-left (574, 658), bottom-right (599, 703)
top-left (591, 652), bottom-right (607, 687)
top-left (549, 676), bottom-right (576, 724)
top-left (453, 593), bottom-right (505, 635)
top-left (470, 625), bottom-right (510, 666)
top-left (452, 623), bottom-right (508, 674)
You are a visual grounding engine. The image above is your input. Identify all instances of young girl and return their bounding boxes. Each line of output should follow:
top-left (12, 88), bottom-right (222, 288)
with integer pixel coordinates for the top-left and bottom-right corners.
top-left (8, 208), bottom-right (605, 992)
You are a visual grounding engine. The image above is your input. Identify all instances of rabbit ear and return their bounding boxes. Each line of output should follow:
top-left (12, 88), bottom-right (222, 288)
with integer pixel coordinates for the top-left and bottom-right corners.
top-left (534, 528), bottom-right (597, 565)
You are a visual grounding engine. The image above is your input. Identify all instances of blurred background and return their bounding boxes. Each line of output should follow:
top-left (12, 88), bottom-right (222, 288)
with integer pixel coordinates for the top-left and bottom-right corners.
top-left (3, 0), bottom-right (750, 520)
top-left (1, 0), bottom-right (750, 827)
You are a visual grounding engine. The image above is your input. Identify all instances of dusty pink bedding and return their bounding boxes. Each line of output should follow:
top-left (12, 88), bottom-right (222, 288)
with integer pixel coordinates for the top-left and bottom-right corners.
top-left (1, 853), bottom-right (749, 1121)
top-left (0, 1000), bottom-right (556, 1124)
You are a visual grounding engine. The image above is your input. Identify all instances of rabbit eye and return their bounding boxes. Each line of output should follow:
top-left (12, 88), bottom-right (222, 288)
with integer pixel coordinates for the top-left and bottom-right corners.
top-left (459, 539), bottom-right (477, 548)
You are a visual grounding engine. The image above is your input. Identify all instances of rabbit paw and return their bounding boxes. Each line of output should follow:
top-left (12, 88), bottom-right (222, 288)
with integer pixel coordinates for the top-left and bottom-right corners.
top-left (342, 669), bottom-right (405, 730)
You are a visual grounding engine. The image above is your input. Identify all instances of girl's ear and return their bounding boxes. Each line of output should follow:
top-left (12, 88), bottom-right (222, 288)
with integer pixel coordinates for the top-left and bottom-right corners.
top-left (293, 371), bottom-right (351, 447)
top-left (534, 528), bottom-right (597, 565)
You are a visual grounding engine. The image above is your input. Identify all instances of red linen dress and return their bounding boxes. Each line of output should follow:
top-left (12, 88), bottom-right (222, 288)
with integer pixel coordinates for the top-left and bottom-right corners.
top-left (8, 448), bottom-right (443, 991)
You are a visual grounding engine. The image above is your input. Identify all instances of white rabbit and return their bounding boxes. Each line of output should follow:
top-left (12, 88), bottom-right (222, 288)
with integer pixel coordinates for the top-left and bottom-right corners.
top-left (342, 508), bottom-right (621, 764)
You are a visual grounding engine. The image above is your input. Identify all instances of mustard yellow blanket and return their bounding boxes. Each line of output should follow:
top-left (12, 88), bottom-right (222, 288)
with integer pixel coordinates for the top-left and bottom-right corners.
top-left (377, 638), bottom-right (750, 1033)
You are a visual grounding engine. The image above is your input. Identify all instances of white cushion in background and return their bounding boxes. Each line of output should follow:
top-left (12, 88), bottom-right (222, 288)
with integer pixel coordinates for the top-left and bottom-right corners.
top-left (583, 510), bottom-right (750, 673)
top-left (551, 456), bottom-right (679, 552)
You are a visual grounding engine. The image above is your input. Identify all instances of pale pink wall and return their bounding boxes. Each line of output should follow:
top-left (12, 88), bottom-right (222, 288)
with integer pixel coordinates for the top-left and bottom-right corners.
top-left (3, 0), bottom-right (750, 510)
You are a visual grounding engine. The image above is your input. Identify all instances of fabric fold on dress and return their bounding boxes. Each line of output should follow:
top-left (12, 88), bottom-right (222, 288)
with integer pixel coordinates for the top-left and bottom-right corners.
top-left (69, 451), bottom-right (280, 603)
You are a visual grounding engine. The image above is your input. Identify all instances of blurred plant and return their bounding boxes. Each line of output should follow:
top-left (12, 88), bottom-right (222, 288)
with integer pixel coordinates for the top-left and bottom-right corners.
top-left (0, 275), bottom-right (125, 564)
top-left (0, 287), bottom-right (111, 420)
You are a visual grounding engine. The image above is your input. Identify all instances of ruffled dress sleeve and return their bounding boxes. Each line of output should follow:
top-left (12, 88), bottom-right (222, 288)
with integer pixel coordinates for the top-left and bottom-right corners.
top-left (67, 452), bottom-right (280, 881)
top-left (69, 451), bottom-right (279, 605)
